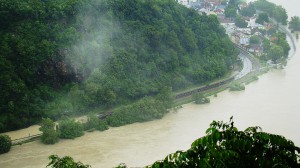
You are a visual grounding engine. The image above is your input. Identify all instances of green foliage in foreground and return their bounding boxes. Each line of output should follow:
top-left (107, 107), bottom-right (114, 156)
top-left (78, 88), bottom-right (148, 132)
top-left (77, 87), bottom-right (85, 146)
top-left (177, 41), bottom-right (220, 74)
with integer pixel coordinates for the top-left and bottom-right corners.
top-left (149, 117), bottom-right (300, 167)
top-left (39, 118), bottom-right (59, 144)
top-left (0, 135), bottom-right (12, 154)
top-left (47, 155), bottom-right (90, 168)
top-left (193, 93), bottom-right (210, 104)
top-left (58, 119), bottom-right (84, 139)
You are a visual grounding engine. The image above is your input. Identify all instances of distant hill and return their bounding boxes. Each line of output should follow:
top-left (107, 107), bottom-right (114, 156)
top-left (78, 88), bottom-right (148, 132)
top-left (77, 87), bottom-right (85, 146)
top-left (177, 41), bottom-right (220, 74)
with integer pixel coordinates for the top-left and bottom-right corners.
top-left (0, 0), bottom-right (238, 132)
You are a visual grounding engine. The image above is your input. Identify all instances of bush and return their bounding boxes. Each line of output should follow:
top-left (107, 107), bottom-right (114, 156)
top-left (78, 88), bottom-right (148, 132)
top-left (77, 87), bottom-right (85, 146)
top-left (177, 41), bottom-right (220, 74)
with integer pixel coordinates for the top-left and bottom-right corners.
top-left (59, 119), bottom-right (84, 139)
top-left (229, 82), bottom-right (245, 91)
top-left (40, 118), bottom-right (59, 144)
top-left (193, 93), bottom-right (210, 104)
top-left (97, 121), bottom-right (109, 131)
top-left (0, 135), bottom-right (12, 154)
top-left (107, 97), bottom-right (168, 127)
top-left (84, 115), bottom-right (108, 132)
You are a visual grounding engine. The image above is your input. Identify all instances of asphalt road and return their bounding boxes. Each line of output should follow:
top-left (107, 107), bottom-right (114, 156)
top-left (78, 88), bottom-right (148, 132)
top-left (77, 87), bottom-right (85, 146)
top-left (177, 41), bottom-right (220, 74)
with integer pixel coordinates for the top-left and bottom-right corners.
top-left (235, 53), bottom-right (253, 80)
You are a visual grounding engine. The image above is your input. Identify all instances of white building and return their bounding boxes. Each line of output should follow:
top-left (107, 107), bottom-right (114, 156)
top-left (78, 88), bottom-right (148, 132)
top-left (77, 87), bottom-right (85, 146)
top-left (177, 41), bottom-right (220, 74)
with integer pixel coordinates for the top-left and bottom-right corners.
top-left (177, 0), bottom-right (197, 7)
top-left (178, 0), bottom-right (189, 6)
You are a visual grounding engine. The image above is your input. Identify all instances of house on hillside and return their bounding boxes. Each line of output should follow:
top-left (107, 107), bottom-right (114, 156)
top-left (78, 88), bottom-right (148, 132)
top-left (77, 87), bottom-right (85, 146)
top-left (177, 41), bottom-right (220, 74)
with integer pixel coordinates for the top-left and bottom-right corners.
top-left (178, 0), bottom-right (189, 6)
top-left (249, 44), bottom-right (263, 56)
top-left (177, 0), bottom-right (198, 7)
top-left (240, 36), bottom-right (250, 46)
top-left (237, 28), bottom-right (251, 35)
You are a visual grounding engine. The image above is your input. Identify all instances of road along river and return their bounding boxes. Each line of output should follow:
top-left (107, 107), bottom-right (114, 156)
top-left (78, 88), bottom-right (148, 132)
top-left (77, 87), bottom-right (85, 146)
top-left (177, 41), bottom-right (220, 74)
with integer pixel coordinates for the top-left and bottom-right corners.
top-left (0, 0), bottom-right (300, 167)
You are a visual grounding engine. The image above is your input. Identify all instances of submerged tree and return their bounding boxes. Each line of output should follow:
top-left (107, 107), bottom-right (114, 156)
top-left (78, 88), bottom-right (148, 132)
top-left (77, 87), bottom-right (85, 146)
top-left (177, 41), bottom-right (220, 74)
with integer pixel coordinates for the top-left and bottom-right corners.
top-left (192, 93), bottom-right (210, 104)
top-left (40, 118), bottom-right (59, 144)
top-left (0, 135), bottom-right (12, 154)
top-left (289, 16), bottom-right (300, 31)
top-left (58, 118), bottom-right (84, 139)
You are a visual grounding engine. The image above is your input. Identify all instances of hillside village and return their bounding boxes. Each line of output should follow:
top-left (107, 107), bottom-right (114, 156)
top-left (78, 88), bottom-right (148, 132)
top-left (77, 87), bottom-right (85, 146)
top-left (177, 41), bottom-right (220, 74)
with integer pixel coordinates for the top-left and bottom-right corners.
top-left (177, 0), bottom-right (284, 58)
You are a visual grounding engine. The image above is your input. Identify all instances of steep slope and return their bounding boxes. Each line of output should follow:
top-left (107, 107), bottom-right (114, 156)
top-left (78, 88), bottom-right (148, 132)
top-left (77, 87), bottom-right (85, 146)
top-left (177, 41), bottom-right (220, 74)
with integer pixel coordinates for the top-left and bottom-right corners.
top-left (0, 0), bottom-right (238, 132)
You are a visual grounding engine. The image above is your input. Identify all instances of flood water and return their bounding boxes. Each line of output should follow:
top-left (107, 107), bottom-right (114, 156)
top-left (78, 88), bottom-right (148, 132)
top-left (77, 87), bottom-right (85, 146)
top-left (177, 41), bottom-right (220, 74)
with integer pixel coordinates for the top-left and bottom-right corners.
top-left (1, 0), bottom-right (300, 167)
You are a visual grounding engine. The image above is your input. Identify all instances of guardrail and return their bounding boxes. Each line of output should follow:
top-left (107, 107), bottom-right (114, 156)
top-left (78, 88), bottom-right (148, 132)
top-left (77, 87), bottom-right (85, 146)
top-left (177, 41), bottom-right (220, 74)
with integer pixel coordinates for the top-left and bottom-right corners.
top-left (11, 133), bottom-right (42, 145)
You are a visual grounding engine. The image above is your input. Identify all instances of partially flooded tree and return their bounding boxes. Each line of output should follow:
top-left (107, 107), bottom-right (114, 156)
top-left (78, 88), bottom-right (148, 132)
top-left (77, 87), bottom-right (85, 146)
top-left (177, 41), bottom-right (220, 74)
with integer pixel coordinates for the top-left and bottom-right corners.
top-left (289, 16), bottom-right (300, 31)
top-left (39, 118), bottom-right (59, 144)
top-left (192, 93), bottom-right (210, 104)
top-left (0, 135), bottom-right (12, 154)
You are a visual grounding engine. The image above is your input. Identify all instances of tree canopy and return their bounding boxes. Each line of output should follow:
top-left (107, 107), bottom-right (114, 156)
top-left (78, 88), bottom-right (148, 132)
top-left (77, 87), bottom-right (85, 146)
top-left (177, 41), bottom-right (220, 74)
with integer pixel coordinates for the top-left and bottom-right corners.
top-left (289, 16), bottom-right (300, 31)
top-left (0, 135), bottom-right (12, 154)
top-left (254, 0), bottom-right (288, 25)
top-left (240, 3), bottom-right (256, 17)
top-left (39, 118), bottom-right (59, 144)
top-left (47, 155), bottom-right (90, 168)
top-left (250, 35), bottom-right (261, 44)
top-left (235, 15), bottom-right (248, 28)
top-left (256, 13), bottom-right (269, 25)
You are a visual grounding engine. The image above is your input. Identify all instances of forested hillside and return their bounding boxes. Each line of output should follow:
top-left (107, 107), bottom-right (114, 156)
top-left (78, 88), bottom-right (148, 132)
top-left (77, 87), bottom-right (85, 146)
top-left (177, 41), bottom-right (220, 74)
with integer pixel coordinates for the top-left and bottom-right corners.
top-left (0, 0), bottom-right (238, 132)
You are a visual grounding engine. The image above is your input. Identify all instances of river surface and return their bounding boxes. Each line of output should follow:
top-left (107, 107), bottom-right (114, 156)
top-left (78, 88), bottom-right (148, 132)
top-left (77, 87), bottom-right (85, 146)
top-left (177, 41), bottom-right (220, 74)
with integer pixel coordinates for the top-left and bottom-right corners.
top-left (1, 0), bottom-right (300, 167)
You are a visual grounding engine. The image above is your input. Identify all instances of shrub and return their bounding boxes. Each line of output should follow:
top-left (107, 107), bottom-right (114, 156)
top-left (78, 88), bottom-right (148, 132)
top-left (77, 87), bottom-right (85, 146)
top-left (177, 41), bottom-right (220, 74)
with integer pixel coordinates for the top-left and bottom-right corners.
top-left (40, 118), bottom-right (59, 144)
top-left (84, 115), bottom-right (108, 132)
top-left (0, 135), bottom-right (12, 154)
top-left (107, 97), bottom-right (168, 127)
top-left (97, 121), bottom-right (109, 131)
top-left (84, 115), bottom-right (99, 131)
top-left (59, 119), bottom-right (84, 139)
top-left (229, 82), bottom-right (245, 91)
top-left (193, 93), bottom-right (210, 104)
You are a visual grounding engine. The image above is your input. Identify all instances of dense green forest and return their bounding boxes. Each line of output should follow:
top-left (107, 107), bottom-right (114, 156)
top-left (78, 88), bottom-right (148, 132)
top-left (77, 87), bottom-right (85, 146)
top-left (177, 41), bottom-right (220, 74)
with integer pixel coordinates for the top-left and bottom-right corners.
top-left (0, 0), bottom-right (238, 132)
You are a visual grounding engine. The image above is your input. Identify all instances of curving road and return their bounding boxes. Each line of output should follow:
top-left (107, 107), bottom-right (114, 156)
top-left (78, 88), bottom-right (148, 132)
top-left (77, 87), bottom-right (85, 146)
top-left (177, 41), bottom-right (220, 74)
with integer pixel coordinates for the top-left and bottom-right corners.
top-left (235, 53), bottom-right (253, 80)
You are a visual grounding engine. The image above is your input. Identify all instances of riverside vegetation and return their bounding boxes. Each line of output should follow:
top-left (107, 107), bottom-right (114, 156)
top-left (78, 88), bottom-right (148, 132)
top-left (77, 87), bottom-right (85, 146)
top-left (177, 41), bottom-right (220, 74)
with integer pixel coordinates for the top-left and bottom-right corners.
top-left (0, 0), bottom-right (238, 132)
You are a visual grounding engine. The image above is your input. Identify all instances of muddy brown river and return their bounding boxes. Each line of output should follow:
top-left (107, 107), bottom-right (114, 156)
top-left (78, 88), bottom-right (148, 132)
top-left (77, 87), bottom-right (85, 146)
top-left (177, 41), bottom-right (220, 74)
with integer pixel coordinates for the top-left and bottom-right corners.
top-left (0, 0), bottom-right (299, 167)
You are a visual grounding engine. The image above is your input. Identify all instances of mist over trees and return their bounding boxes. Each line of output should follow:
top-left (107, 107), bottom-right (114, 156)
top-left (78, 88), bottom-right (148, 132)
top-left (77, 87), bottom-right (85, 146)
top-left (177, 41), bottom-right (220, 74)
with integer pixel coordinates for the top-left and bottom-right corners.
top-left (0, 0), bottom-right (238, 132)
